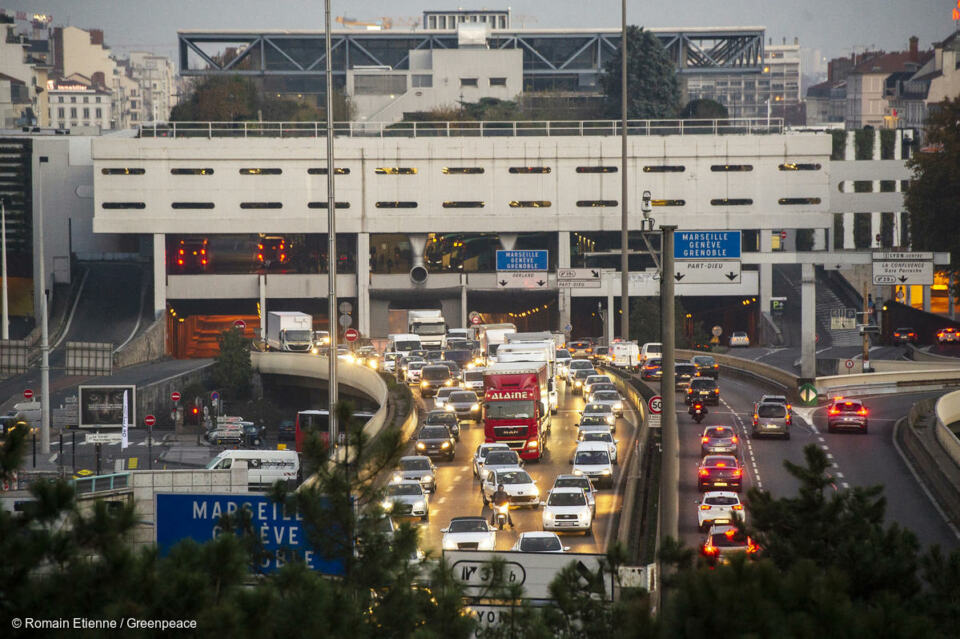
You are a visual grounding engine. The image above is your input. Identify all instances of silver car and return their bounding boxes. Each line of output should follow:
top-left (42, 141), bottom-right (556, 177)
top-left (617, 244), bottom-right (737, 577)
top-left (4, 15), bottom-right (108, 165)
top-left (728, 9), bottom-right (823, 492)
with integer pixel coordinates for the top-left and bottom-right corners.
top-left (473, 442), bottom-right (511, 478)
top-left (445, 390), bottom-right (481, 421)
top-left (381, 480), bottom-right (430, 521)
top-left (581, 402), bottom-right (616, 426)
top-left (700, 425), bottom-right (740, 456)
top-left (752, 402), bottom-right (791, 439)
top-left (481, 468), bottom-right (540, 508)
top-left (578, 429), bottom-right (618, 463)
top-left (393, 455), bottom-right (437, 493)
top-left (589, 390), bottom-right (624, 418)
top-left (552, 474), bottom-right (597, 515)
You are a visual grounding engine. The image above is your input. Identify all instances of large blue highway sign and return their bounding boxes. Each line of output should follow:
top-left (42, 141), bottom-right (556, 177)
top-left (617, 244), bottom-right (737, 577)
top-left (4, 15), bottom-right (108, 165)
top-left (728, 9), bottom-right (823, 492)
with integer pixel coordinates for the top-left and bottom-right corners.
top-left (155, 493), bottom-right (344, 575)
top-left (496, 250), bottom-right (548, 271)
top-left (674, 231), bottom-right (741, 260)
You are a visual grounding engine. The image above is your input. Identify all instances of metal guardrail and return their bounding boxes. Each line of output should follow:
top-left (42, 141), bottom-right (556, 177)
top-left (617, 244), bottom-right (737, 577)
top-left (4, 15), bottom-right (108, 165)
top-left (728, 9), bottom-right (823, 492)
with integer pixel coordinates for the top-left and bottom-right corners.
top-left (72, 472), bottom-right (131, 495)
top-left (137, 118), bottom-right (785, 140)
top-left (935, 389), bottom-right (960, 470)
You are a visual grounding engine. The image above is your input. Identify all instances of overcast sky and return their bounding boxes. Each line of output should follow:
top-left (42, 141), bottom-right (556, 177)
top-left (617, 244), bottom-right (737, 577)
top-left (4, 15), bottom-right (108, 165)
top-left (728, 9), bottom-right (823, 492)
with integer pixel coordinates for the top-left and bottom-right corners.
top-left (9, 0), bottom-right (950, 64)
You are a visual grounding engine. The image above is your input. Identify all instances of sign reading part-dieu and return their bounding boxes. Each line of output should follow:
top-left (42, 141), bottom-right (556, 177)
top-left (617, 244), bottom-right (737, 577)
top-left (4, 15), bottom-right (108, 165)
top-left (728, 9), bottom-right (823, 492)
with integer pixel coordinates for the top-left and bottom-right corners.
top-left (674, 231), bottom-right (741, 260)
top-left (155, 493), bottom-right (344, 575)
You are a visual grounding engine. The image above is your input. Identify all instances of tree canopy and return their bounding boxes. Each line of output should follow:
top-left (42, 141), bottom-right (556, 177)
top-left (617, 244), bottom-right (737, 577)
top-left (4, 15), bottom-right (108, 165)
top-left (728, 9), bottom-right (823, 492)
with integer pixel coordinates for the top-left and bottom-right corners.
top-left (600, 26), bottom-right (681, 119)
top-left (679, 98), bottom-right (728, 119)
top-left (170, 76), bottom-right (353, 122)
top-left (905, 97), bottom-right (960, 294)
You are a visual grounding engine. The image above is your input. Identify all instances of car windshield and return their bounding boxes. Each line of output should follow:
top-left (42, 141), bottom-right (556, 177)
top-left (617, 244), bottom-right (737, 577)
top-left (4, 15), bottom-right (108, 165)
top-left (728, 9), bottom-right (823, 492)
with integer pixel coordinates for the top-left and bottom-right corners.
top-left (387, 484), bottom-right (422, 496)
top-left (580, 416), bottom-right (608, 426)
top-left (423, 366), bottom-right (451, 381)
top-left (574, 370), bottom-right (596, 379)
top-left (485, 451), bottom-right (520, 466)
top-left (705, 427), bottom-right (734, 438)
top-left (704, 456), bottom-right (737, 468)
top-left (556, 350), bottom-right (571, 359)
top-left (705, 495), bottom-right (740, 506)
top-left (711, 529), bottom-right (749, 547)
top-left (442, 363), bottom-right (461, 375)
top-left (548, 491), bottom-right (587, 506)
top-left (586, 376), bottom-right (607, 384)
top-left (409, 362), bottom-right (425, 371)
top-left (451, 392), bottom-right (478, 403)
top-left (479, 445), bottom-right (507, 459)
top-left (676, 365), bottom-right (697, 375)
top-left (485, 400), bottom-right (534, 419)
top-left (448, 519), bottom-right (489, 533)
top-left (426, 412), bottom-right (456, 425)
top-left (400, 458), bottom-right (430, 471)
top-left (645, 345), bottom-right (662, 355)
top-left (520, 536), bottom-right (562, 552)
top-left (419, 427), bottom-right (449, 439)
top-left (570, 361), bottom-right (593, 370)
top-left (757, 404), bottom-right (786, 418)
top-left (834, 401), bottom-right (863, 413)
top-left (594, 392), bottom-right (620, 401)
top-left (591, 384), bottom-right (615, 392)
top-left (693, 356), bottom-right (716, 366)
top-left (436, 389), bottom-right (454, 399)
top-left (464, 371), bottom-right (483, 382)
top-left (582, 432), bottom-right (612, 443)
top-left (555, 477), bottom-right (590, 491)
top-left (414, 324), bottom-right (446, 335)
top-left (691, 379), bottom-right (716, 390)
top-left (646, 359), bottom-right (662, 367)
top-left (733, 332), bottom-right (748, 338)
top-left (575, 450), bottom-right (610, 465)
top-left (498, 470), bottom-right (532, 485)
top-left (584, 404), bottom-right (611, 414)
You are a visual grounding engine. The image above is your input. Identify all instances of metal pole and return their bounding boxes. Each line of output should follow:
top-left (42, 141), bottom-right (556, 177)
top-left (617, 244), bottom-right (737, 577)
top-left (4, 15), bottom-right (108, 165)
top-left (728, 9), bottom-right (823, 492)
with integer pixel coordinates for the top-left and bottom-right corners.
top-left (619, 0), bottom-right (630, 340)
top-left (325, 0), bottom-right (339, 448)
top-left (862, 283), bottom-right (871, 373)
top-left (1, 198), bottom-right (8, 339)
top-left (659, 225), bottom-right (678, 542)
top-left (148, 421), bottom-right (153, 470)
top-left (96, 443), bottom-right (102, 476)
top-left (72, 431), bottom-right (76, 471)
top-left (37, 173), bottom-right (50, 455)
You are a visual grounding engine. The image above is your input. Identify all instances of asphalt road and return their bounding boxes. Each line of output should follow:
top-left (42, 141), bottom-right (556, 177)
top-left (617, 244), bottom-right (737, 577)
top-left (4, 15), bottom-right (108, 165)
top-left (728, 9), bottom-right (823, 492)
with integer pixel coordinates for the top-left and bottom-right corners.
top-left (406, 375), bottom-right (640, 555)
top-left (729, 343), bottom-right (911, 374)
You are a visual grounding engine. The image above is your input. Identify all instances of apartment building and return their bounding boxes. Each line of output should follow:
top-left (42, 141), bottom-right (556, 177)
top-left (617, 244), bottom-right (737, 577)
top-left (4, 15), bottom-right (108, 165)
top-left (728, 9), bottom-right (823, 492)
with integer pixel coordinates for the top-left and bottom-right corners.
top-left (47, 74), bottom-right (112, 131)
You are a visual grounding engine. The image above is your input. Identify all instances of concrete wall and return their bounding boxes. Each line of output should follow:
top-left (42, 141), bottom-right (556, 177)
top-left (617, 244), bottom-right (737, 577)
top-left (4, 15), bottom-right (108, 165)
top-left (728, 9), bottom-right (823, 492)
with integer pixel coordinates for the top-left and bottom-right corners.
top-left (136, 363), bottom-right (213, 428)
top-left (115, 317), bottom-right (166, 368)
top-left (130, 467), bottom-right (248, 548)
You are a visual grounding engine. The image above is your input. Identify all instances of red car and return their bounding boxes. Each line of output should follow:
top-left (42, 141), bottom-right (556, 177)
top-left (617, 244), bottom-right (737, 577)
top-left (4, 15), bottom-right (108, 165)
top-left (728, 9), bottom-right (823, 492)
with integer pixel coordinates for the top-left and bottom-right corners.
top-left (697, 455), bottom-right (743, 492)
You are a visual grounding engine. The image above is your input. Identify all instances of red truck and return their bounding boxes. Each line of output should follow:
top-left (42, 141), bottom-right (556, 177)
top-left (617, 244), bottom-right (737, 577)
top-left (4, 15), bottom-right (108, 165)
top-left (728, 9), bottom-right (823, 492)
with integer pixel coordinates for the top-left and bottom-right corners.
top-left (482, 362), bottom-right (550, 461)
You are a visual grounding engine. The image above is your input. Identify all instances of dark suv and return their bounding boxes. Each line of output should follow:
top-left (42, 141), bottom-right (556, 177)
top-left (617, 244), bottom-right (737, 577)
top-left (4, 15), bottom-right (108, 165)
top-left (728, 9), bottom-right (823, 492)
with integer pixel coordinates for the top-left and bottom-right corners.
top-left (420, 364), bottom-right (453, 398)
top-left (686, 377), bottom-right (720, 405)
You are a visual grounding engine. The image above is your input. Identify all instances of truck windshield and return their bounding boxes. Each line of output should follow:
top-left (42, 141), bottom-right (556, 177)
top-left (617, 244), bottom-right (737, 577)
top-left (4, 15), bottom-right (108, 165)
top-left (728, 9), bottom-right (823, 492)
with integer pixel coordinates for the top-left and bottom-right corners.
top-left (284, 330), bottom-right (312, 342)
top-left (395, 341), bottom-right (419, 352)
top-left (422, 366), bottom-right (450, 381)
top-left (486, 400), bottom-right (535, 419)
top-left (414, 324), bottom-right (446, 335)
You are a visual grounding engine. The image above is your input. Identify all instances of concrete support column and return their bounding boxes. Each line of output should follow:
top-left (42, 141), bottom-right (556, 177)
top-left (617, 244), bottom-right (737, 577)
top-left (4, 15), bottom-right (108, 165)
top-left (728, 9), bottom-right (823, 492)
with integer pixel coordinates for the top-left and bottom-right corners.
top-left (923, 285), bottom-right (931, 313)
top-left (843, 131), bottom-right (855, 249)
top-left (460, 274), bottom-right (468, 329)
top-left (357, 232), bottom-right (370, 337)
top-left (759, 230), bottom-right (774, 319)
top-left (843, 213), bottom-right (855, 250)
top-left (152, 233), bottom-right (166, 318)
top-left (259, 274), bottom-right (266, 341)
top-left (558, 232), bottom-right (571, 335)
top-left (606, 289), bottom-right (615, 343)
top-left (801, 263), bottom-right (816, 379)
top-left (893, 132), bottom-right (903, 246)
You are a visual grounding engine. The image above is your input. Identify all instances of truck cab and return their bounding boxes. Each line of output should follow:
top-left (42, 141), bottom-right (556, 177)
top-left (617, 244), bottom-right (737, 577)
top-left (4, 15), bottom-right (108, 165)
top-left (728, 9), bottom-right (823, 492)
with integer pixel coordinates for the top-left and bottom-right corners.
top-left (482, 362), bottom-right (550, 461)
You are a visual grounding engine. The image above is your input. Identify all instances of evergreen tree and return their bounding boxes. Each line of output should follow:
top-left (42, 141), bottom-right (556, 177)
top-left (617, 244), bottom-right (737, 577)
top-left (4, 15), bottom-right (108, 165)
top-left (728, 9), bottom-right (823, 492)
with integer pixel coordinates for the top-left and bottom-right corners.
top-left (600, 26), bottom-right (681, 119)
top-left (212, 327), bottom-right (253, 399)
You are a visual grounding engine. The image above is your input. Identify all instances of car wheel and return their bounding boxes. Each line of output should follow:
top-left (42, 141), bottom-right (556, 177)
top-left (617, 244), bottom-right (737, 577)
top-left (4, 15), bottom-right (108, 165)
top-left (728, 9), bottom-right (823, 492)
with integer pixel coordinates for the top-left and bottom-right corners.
top-left (827, 424), bottom-right (835, 433)
top-left (862, 425), bottom-right (869, 434)
top-left (785, 432), bottom-right (791, 440)
top-left (584, 525), bottom-right (593, 537)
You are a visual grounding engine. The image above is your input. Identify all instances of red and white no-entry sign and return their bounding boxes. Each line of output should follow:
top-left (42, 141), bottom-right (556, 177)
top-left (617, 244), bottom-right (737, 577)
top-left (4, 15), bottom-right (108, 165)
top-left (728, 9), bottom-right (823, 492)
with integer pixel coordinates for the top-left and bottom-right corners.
top-left (144, 414), bottom-right (156, 427)
top-left (648, 395), bottom-right (663, 415)
top-left (344, 328), bottom-right (360, 342)
top-left (170, 391), bottom-right (181, 402)
top-left (233, 319), bottom-right (246, 330)
top-left (23, 388), bottom-right (33, 400)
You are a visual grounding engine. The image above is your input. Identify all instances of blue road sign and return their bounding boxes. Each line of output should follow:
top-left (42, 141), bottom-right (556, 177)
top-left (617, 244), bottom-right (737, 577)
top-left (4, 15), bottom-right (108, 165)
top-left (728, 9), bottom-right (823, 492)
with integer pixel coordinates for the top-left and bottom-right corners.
top-left (496, 250), bottom-right (548, 271)
top-left (210, 391), bottom-right (220, 402)
top-left (674, 231), bottom-right (741, 260)
top-left (155, 493), bottom-right (344, 576)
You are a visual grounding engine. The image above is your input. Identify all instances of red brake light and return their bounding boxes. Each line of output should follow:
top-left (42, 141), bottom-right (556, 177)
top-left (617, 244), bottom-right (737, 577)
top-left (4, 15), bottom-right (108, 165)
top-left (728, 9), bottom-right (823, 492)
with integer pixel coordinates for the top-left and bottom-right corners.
top-left (724, 528), bottom-right (736, 538)
top-left (700, 504), bottom-right (710, 510)
top-left (715, 462), bottom-right (726, 468)
top-left (703, 544), bottom-right (718, 556)
top-left (258, 244), bottom-right (263, 249)
top-left (828, 407), bottom-right (839, 416)
top-left (701, 436), bottom-right (709, 443)
top-left (200, 249), bottom-right (206, 255)
top-left (747, 541), bottom-right (759, 553)
top-left (732, 504), bottom-right (744, 510)
top-left (258, 253), bottom-right (263, 261)
top-left (714, 388), bottom-right (720, 394)
top-left (731, 436), bottom-right (738, 443)
top-left (179, 248), bottom-right (185, 255)
top-left (699, 468), bottom-right (710, 477)
top-left (280, 253), bottom-right (286, 261)
top-left (858, 408), bottom-right (868, 416)
top-left (733, 469), bottom-right (742, 477)
top-left (201, 259), bottom-right (207, 265)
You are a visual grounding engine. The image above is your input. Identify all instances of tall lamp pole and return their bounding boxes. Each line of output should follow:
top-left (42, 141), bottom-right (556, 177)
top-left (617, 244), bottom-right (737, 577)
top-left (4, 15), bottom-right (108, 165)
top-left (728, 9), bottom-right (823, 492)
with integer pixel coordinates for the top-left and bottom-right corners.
top-left (324, 0), bottom-right (339, 448)
top-left (619, 0), bottom-right (630, 340)
top-left (1, 197), bottom-right (8, 340)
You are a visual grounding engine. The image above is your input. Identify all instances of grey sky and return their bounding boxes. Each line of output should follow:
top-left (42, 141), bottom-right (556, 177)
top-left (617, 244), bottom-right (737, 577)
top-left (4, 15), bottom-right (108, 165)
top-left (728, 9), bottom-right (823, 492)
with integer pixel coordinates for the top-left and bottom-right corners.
top-left (9, 0), bottom-right (950, 65)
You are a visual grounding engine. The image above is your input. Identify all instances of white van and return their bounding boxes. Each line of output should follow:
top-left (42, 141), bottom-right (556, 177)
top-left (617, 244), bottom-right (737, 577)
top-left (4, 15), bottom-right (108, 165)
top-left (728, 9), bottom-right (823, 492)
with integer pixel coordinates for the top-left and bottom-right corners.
top-left (610, 342), bottom-right (640, 369)
top-left (205, 450), bottom-right (299, 488)
top-left (639, 342), bottom-right (662, 366)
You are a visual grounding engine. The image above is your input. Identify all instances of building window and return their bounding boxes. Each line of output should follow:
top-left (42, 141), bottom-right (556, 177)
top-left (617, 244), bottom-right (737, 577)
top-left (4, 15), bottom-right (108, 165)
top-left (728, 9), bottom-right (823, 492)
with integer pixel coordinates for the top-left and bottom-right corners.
top-left (643, 165), bottom-right (685, 172)
top-left (308, 201), bottom-right (351, 208)
top-left (307, 167), bottom-right (350, 175)
top-left (95, 108), bottom-right (102, 118)
top-left (239, 168), bottom-right (282, 175)
top-left (375, 167), bottom-right (417, 175)
top-left (710, 198), bottom-right (753, 206)
top-left (442, 201), bottom-right (485, 208)
top-left (711, 164), bottom-right (753, 172)
top-left (101, 168), bottom-right (146, 175)
top-left (70, 97), bottom-right (76, 103)
top-left (460, 78), bottom-right (478, 88)
top-left (412, 74), bottom-right (433, 88)
top-left (83, 108), bottom-right (90, 118)
top-left (577, 166), bottom-right (618, 173)
top-left (509, 167), bottom-right (551, 174)
top-left (490, 77), bottom-right (507, 87)
top-left (375, 201), bottom-right (418, 208)
top-left (651, 199), bottom-right (686, 206)
top-left (778, 163), bottom-right (822, 171)
top-left (240, 202), bottom-right (283, 209)
top-left (576, 200), bottom-right (618, 207)
top-left (101, 202), bottom-right (145, 209)
top-left (69, 107), bottom-right (77, 118)
top-left (171, 202), bottom-right (215, 209)
top-left (131, 113), bottom-right (138, 121)
top-left (58, 96), bottom-right (63, 103)
top-left (171, 168), bottom-right (214, 175)
top-left (508, 201), bottom-right (551, 208)
top-left (442, 167), bottom-right (484, 174)
top-left (57, 107), bottom-right (64, 118)
top-left (95, 96), bottom-right (101, 103)
top-left (131, 100), bottom-right (138, 109)
top-left (83, 96), bottom-right (89, 103)
top-left (778, 198), bottom-right (822, 205)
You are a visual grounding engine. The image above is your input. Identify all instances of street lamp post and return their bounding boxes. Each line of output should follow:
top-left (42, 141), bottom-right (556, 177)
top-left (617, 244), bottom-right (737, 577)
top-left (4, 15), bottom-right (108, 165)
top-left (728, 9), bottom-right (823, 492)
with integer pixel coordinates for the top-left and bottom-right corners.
top-left (1, 196), bottom-right (8, 340)
top-left (619, 0), bottom-right (630, 340)
top-left (324, 0), bottom-right (339, 449)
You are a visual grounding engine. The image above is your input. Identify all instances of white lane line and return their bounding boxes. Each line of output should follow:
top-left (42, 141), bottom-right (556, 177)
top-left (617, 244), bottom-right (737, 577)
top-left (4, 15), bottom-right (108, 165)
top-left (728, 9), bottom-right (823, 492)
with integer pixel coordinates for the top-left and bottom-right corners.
top-left (720, 397), bottom-right (762, 491)
top-left (835, 472), bottom-right (844, 479)
top-left (438, 497), bottom-right (446, 504)
top-left (842, 482), bottom-right (850, 489)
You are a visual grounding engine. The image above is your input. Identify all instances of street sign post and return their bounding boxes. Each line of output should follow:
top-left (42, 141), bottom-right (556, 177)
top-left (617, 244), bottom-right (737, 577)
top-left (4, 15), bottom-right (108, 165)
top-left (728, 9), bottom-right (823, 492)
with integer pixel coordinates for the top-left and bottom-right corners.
top-left (557, 268), bottom-right (601, 288)
top-left (496, 271), bottom-right (549, 289)
top-left (144, 414), bottom-right (156, 427)
top-left (496, 250), bottom-right (549, 271)
top-left (872, 260), bottom-right (933, 286)
top-left (338, 314), bottom-right (352, 328)
top-left (344, 328), bottom-right (359, 342)
top-left (674, 231), bottom-right (741, 260)
top-left (170, 391), bottom-right (181, 403)
top-left (672, 260), bottom-right (741, 284)
top-left (445, 550), bottom-right (609, 601)
top-left (85, 433), bottom-right (122, 445)
top-left (23, 388), bottom-right (33, 400)
top-left (845, 359), bottom-right (855, 370)
top-left (647, 395), bottom-right (662, 428)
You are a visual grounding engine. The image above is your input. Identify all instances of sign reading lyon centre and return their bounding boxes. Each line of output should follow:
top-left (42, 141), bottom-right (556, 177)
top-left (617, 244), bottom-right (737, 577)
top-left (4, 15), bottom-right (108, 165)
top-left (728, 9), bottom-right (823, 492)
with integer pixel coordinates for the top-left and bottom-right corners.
top-left (496, 250), bottom-right (548, 271)
top-left (674, 231), bottom-right (741, 260)
top-left (155, 493), bottom-right (345, 576)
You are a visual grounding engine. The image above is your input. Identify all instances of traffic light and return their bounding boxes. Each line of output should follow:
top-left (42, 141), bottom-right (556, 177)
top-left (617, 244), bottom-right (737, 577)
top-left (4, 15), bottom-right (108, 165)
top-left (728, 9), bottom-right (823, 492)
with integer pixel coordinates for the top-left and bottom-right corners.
top-left (189, 404), bottom-right (201, 425)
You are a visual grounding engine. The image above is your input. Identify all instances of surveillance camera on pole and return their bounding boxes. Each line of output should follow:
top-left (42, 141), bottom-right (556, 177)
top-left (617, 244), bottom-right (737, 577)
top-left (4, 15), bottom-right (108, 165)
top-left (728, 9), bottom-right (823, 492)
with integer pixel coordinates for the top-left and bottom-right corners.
top-left (641, 190), bottom-right (654, 230)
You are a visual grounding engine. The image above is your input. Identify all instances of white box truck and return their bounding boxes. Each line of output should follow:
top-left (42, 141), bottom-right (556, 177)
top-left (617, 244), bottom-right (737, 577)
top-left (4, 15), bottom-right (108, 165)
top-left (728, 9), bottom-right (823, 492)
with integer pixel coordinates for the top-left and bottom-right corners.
top-left (494, 340), bottom-right (558, 414)
top-left (407, 310), bottom-right (447, 349)
top-left (265, 311), bottom-right (313, 352)
top-left (477, 323), bottom-right (516, 363)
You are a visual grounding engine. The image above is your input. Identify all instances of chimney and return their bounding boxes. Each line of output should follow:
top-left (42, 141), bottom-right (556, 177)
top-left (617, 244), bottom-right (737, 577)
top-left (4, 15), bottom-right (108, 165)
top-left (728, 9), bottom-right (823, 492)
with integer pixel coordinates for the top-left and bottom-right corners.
top-left (92, 71), bottom-right (105, 88)
top-left (794, 36), bottom-right (799, 45)
top-left (909, 36), bottom-right (918, 61)
top-left (89, 29), bottom-right (104, 46)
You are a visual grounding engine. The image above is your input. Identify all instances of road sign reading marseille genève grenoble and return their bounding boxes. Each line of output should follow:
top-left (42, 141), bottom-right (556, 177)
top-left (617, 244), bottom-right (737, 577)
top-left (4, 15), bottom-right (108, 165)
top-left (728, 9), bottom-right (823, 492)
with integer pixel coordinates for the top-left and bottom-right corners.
top-left (496, 250), bottom-right (548, 271)
top-left (674, 231), bottom-right (741, 260)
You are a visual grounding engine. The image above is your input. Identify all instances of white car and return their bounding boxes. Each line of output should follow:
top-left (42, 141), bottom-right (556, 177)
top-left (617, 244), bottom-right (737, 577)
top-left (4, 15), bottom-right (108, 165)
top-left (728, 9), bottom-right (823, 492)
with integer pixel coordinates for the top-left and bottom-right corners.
top-left (405, 360), bottom-right (426, 384)
top-left (580, 402), bottom-right (616, 426)
top-left (393, 455), bottom-right (437, 493)
top-left (571, 442), bottom-right (614, 488)
top-left (586, 383), bottom-right (617, 402)
top-left (555, 350), bottom-right (572, 377)
top-left (697, 491), bottom-right (745, 532)
top-left (639, 342), bottom-right (662, 365)
top-left (511, 531), bottom-right (568, 552)
top-left (481, 468), bottom-right (540, 508)
top-left (541, 487), bottom-right (593, 534)
top-left (441, 516), bottom-right (497, 551)
top-left (382, 352), bottom-right (399, 373)
top-left (583, 374), bottom-right (610, 397)
top-left (552, 474), bottom-right (597, 516)
top-left (481, 449), bottom-right (524, 479)
top-left (729, 331), bottom-right (751, 347)
top-left (566, 358), bottom-right (594, 384)
top-left (577, 429), bottom-right (618, 464)
top-left (472, 442), bottom-right (511, 478)
top-left (381, 480), bottom-right (430, 521)
top-left (433, 386), bottom-right (456, 409)
top-left (589, 390), bottom-right (624, 417)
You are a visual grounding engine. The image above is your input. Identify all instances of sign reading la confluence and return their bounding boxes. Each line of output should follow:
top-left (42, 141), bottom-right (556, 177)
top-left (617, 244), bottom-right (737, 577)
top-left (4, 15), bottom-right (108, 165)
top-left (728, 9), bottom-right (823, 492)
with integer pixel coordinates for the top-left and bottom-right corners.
top-left (496, 250), bottom-right (548, 271)
top-left (674, 231), bottom-right (741, 260)
top-left (155, 493), bottom-right (344, 576)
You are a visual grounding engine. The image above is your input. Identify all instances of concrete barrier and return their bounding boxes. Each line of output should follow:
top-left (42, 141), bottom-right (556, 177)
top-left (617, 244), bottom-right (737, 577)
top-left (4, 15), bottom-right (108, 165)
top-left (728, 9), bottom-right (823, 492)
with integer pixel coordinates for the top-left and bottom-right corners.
top-left (907, 344), bottom-right (960, 363)
top-left (676, 349), bottom-right (799, 397)
top-left (935, 389), bottom-right (960, 470)
top-left (817, 368), bottom-right (960, 398)
top-left (115, 318), bottom-right (166, 369)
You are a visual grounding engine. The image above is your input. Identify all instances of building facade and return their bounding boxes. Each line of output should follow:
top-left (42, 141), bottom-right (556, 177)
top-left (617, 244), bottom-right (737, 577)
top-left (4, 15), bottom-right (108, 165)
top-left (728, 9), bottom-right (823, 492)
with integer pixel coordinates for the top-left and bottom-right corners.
top-left (47, 75), bottom-right (112, 131)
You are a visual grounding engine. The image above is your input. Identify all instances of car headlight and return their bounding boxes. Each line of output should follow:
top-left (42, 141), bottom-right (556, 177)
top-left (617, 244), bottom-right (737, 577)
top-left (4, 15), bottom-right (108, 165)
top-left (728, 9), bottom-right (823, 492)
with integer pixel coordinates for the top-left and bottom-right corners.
top-left (532, 487), bottom-right (539, 498)
top-left (441, 441), bottom-right (450, 449)
top-left (416, 442), bottom-right (426, 450)
top-left (391, 473), bottom-right (402, 483)
top-left (443, 539), bottom-right (456, 550)
top-left (601, 469), bottom-right (612, 475)
top-left (422, 473), bottom-right (433, 482)
top-left (573, 469), bottom-right (584, 476)
top-left (421, 381), bottom-right (430, 387)
top-left (381, 499), bottom-right (393, 511)
top-left (607, 415), bottom-right (615, 424)
top-left (311, 347), bottom-right (318, 354)
top-left (471, 404), bottom-right (480, 411)
top-left (445, 379), bottom-right (453, 386)
top-left (413, 500), bottom-right (426, 511)
top-left (368, 360), bottom-right (378, 369)
top-left (614, 402), bottom-right (623, 411)
top-left (444, 404), bottom-right (455, 411)
top-left (575, 381), bottom-right (582, 387)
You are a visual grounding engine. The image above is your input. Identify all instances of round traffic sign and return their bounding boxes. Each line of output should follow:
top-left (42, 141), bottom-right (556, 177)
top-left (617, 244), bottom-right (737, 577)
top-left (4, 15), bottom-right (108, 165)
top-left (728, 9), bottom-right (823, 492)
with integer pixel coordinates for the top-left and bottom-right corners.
top-left (845, 359), bottom-right (855, 370)
top-left (780, 230), bottom-right (787, 240)
top-left (144, 414), bottom-right (156, 427)
top-left (711, 325), bottom-right (723, 337)
top-left (344, 328), bottom-right (359, 343)
top-left (171, 391), bottom-right (181, 402)
top-left (339, 301), bottom-right (353, 314)
top-left (233, 319), bottom-right (246, 330)
top-left (23, 388), bottom-right (33, 400)
top-left (338, 313), bottom-right (352, 328)
top-left (648, 395), bottom-right (663, 415)
top-left (211, 391), bottom-right (220, 402)
top-left (470, 315), bottom-right (481, 325)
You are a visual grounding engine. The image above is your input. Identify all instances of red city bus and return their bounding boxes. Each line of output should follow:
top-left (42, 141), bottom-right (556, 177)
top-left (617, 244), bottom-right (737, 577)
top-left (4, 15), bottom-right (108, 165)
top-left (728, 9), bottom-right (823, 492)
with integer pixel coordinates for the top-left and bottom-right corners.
top-left (295, 409), bottom-right (376, 453)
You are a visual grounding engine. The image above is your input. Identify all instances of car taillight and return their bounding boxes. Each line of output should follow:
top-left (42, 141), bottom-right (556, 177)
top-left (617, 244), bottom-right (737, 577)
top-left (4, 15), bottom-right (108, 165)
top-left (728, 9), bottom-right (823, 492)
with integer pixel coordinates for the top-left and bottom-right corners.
top-left (701, 436), bottom-right (709, 443)
top-left (686, 388), bottom-right (693, 394)
top-left (201, 259), bottom-right (207, 265)
top-left (828, 407), bottom-right (839, 416)
top-left (699, 468), bottom-right (709, 477)
top-left (258, 253), bottom-right (264, 261)
top-left (177, 259), bottom-right (184, 265)
top-left (703, 544), bottom-right (718, 556)
top-left (747, 542), bottom-right (759, 553)
top-left (713, 388), bottom-right (719, 394)
top-left (732, 504), bottom-right (743, 510)
top-left (733, 469), bottom-right (742, 477)
top-left (731, 436), bottom-right (738, 443)
top-left (715, 462), bottom-right (726, 468)
top-left (857, 408), bottom-right (868, 416)
top-left (700, 504), bottom-right (711, 510)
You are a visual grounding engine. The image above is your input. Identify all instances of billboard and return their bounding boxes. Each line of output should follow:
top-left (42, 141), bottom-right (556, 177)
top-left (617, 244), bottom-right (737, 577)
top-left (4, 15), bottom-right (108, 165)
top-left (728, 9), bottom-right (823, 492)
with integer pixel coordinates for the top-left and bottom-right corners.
top-left (78, 385), bottom-right (136, 429)
top-left (155, 493), bottom-right (345, 576)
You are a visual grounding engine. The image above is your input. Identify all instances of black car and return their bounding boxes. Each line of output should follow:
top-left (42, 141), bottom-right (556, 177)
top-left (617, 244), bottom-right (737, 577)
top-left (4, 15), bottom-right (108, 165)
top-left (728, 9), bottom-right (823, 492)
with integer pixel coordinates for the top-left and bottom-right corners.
top-left (442, 349), bottom-right (473, 369)
top-left (424, 409), bottom-right (461, 439)
top-left (420, 364), bottom-right (454, 398)
top-left (675, 363), bottom-right (698, 389)
top-left (414, 425), bottom-right (456, 460)
top-left (686, 377), bottom-right (720, 405)
top-left (438, 360), bottom-right (462, 382)
top-left (691, 354), bottom-right (719, 379)
top-left (892, 327), bottom-right (918, 345)
top-left (243, 423), bottom-right (267, 447)
top-left (277, 419), bottom-right (296, 442)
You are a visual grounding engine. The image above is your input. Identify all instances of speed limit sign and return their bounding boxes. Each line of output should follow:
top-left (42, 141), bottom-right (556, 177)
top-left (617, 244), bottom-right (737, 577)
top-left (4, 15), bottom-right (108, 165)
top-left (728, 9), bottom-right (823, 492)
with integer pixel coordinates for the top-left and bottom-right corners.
top-left (648, 396), bottom-right (662, 414)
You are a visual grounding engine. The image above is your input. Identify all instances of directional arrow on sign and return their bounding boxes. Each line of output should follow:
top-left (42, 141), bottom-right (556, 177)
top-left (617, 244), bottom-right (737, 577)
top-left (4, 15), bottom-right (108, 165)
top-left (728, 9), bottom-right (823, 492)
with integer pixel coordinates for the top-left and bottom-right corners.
top-left (725, 271), bottom-right (738, 281)
top-left (898, 276), bottom-right (908, 283)
top-left (591, 270), bottom-right (599, 278)
top-left (674, 272), bottom-right (685, 281)
top-left (537, 279), bottom-right (546, 287)
top-left (499, 280), bottom-right (508, 287)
